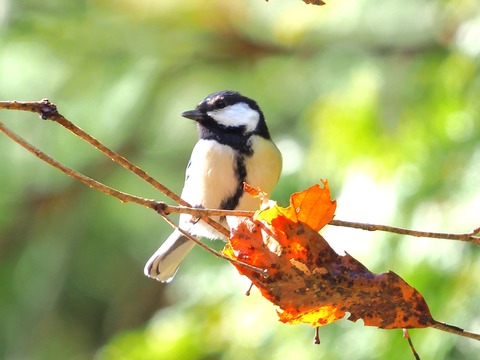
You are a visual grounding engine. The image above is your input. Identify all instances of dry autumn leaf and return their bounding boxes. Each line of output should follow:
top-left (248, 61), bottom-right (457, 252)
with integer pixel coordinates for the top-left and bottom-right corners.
top-left (303, 0), bottom-right (326, 5)
top-left (224, 181), bottom-right (435, 330)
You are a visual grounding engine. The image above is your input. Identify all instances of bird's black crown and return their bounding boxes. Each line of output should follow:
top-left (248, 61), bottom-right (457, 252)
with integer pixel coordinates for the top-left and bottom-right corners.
top-left (197, 90), bottom-right (261, 115)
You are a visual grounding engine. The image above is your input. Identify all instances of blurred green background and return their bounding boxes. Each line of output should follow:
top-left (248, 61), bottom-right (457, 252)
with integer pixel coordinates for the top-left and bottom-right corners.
top-left (1, 0), bottom-right (479, 359)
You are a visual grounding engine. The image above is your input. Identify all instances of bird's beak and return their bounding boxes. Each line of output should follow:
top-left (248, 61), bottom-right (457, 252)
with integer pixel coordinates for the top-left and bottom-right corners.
top-left (181, 109), bottom-right (203, 121)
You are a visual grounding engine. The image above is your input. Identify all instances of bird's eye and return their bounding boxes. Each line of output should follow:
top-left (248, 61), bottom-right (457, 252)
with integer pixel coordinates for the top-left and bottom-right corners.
top-left (216, 100), bottom-right (226, 109)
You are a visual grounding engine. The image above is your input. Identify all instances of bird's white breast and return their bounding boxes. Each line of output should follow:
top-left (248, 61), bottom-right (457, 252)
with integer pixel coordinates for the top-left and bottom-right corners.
top-left (181, 139), bottom-right (239, 208)
top-left (179, 139), bottom-right (238, 238)
top-left (178, 136), bottom-right (282, 240)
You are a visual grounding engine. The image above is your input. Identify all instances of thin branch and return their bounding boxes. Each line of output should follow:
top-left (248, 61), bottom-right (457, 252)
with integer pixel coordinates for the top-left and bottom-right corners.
top-left (148, 205), bottom-right (480, 246)
top-left (0, 99), bottom-right (180, 200)
top-left (431, 320), bottom-right (480, 341)
top-left (329, 220), bottom-right (480, 246)
top-left (159, 205), bottom-right (255, 218)
top-left (402, 329), bottom-right (420, 360)
top-left (0, 121), bottom-right (159, 209)
top-left (152, 204), bottom-right (480, 245)
top-left (2, 99), bottom-right (480, 247)
top-left (160, 205), bottom-right (479, 245)
top-left (0, 99), bottom-right (229, 238)
top-left (0, 120), bottom-right (267, 275)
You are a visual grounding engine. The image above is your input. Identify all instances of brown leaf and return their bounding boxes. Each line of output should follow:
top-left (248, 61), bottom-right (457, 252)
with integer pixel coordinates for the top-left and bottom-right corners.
top-left (224, 182), bottom-right (434, 329)
top-left (303, 0), bottom-right (326, 5)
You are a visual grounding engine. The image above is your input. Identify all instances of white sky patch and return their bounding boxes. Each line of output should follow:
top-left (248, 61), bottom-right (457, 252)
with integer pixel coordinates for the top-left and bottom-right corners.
top-left (322, 171), bottom-right (397, 259)
top-left (207, 102), bottom-right (259, 133)
top-left (455, 17), bottom-right (480, 58)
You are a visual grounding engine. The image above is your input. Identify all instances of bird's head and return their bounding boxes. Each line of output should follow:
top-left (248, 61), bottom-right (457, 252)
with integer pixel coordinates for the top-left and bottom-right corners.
top-left (181, 90), bottom-right (271, 140)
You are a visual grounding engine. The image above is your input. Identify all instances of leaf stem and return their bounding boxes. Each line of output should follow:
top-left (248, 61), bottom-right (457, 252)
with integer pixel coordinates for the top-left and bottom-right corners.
top-left (431, 321), bottom-right (480, 341)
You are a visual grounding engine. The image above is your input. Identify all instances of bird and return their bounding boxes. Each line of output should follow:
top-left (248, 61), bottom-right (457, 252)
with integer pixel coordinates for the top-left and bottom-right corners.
top-left (144, 90), bottom-right (282, 282)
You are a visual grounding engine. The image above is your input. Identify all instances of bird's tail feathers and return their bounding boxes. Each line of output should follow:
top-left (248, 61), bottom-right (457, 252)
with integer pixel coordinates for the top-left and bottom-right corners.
top-left (144, 230), bottom-right (196, 283)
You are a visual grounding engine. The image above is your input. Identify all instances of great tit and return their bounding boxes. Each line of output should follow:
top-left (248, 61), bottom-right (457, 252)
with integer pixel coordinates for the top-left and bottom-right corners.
top-left (144, 90), bottom-right (282, 282)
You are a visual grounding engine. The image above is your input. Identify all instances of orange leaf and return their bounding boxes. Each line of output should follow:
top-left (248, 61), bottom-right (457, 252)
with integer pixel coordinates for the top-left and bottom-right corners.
top-left (243, 182), bottom-right (274, 210)
top-left (288, 180), bottom-right (336, 231)
top-left (257, 180), bottom-right (336, 231)
top-left (225, 182), bottom-right (434, 330)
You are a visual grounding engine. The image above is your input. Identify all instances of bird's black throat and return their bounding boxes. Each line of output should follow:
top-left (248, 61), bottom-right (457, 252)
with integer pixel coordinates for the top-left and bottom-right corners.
top-left (197, 121), bottom-right (254, 156)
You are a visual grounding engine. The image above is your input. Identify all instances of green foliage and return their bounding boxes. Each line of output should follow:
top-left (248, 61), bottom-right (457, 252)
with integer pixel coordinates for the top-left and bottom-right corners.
top-left (1, 0), bottom-right (479, 359)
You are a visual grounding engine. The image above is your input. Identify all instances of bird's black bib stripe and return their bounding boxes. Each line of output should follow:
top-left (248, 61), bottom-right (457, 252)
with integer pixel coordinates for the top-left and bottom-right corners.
top-left (219, 153), bottom-right (248, 211)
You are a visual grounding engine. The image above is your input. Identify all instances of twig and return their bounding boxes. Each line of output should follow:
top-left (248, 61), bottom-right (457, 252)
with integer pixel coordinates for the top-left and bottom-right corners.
top-left (151, 207), bottom-right (480, 246)
top-left (431, 321), bottom-right (480, 341)
top-left (313, 327), bottom-right (321, 345)
top-left (0, 99), bottom-right (229, 238)
top-left (403, 329), bottom-right (420, 360)
top-left (1, 100), bottom-right (479, 246)
top-left (156, 205), bottom-right (254, 218)
top-left (329, 220), bottom-right (480, 246)
top-left (0, 121), bottom-right (266, 275)
top-left (0, 121), bottom-right (160, 209)
top-left (146, 205), bottom-right (480, 245)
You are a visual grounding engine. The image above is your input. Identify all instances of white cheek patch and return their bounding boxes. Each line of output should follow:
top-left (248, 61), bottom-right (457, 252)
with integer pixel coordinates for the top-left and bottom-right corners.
top-left (207, 103), bottom-right (260, 133)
